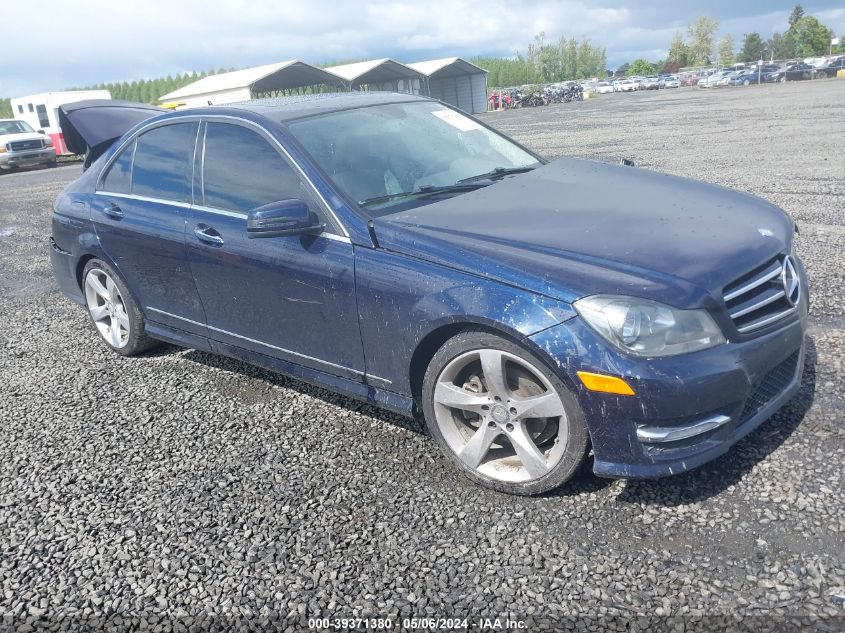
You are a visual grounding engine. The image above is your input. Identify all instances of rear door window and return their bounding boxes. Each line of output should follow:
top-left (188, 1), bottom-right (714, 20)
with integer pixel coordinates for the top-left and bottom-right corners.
top-left (202, 122), bottom-right (313, 213)
top-left (131, 122), bottom-right (198, 203)
top-left (100, 141), bottom-right (134, 194)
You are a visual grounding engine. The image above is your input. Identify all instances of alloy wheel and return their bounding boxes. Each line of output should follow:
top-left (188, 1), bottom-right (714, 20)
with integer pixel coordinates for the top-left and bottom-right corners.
top-left (84, 269), bottom-right (130, 349)
top-left (432, 349), bottom-right (568, 483)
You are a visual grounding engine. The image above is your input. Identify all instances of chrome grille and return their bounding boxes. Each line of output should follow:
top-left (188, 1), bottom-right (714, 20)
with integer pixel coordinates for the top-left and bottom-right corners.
top-left (8, 139), bottom-right (43, 151)
top-left (723, 256), bottom-right (797, 334)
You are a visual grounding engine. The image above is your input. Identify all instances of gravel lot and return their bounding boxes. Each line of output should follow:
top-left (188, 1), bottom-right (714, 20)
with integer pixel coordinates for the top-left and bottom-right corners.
top-left (1, 81), bottom-right (843, 631)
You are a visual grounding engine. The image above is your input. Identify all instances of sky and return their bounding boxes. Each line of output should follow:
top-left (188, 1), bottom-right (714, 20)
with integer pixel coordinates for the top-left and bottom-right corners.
top-left (3, 1), bottom-right (845, 97)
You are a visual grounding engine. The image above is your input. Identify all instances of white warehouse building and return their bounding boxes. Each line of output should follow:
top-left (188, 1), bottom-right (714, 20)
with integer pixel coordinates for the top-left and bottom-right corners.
top-left (407, 58), bottom-right (489, 114)
top-left (159, 57), bottom-right (489, 114)
top-left (158, 60), bottom-right (345, 108)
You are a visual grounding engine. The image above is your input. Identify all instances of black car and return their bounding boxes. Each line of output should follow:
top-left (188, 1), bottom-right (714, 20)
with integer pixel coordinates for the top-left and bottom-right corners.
top-left (772, 63), bottom-right (818, 82)
top-left (814, 58), bottom-right (845, 79)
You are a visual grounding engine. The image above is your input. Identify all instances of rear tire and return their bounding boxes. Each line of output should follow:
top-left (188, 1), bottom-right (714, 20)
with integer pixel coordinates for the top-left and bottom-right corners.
top-left (82, 259), bottom-right (161, 356)
top-left (422, 330), bottom-right (589, 495)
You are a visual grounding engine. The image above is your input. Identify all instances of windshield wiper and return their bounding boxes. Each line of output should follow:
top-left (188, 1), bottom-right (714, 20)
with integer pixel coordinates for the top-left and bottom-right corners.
top-left (358, 182), bottom-right (488, 207)
top-left (456, 165), bottom-right (537, 184)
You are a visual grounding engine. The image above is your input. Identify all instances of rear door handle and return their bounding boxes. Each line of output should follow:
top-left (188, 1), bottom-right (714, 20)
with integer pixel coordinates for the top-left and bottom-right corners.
top-left (194, 225), bottom-right (224, 246)
top-left (102, 202), bottom-right (124, 219)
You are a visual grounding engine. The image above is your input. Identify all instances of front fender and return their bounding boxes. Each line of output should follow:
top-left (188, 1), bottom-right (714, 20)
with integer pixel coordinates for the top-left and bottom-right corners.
top-left (354, 246), bottom-right (575, 395)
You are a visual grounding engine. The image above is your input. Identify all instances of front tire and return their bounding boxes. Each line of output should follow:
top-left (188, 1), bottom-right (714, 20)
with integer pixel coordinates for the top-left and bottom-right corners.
top-left (82, 259), bottom-right (160, 356)
top-left (422, 331), bottom-right (589, 495)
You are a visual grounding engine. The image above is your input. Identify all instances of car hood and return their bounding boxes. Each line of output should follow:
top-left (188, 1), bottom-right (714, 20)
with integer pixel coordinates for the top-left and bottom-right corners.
top-left (1, 132), bottom-right (45, 143)
top-left (372, 158), bottom-right (792, 308)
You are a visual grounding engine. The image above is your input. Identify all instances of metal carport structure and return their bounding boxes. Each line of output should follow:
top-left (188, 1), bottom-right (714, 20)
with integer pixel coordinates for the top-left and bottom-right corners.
top-left (158, 60), bottom-right (345, 109)
top-left (407, 57), bottom-right (488, 113)
top-left (324, 59), bottom-right (424, 94)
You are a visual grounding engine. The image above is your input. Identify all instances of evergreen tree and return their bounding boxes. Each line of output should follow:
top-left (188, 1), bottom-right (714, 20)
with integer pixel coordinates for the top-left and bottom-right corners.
top-left (788, 5), bottom-right (805, 28)
top-left (738, 33), bottom-right (767, 62)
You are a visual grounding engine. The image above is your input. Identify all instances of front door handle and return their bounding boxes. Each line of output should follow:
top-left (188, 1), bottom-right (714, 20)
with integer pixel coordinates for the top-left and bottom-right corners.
top-left (194, 225), bottom-right (224, 246)
top-left (102, 202), bottom-right (124, 219)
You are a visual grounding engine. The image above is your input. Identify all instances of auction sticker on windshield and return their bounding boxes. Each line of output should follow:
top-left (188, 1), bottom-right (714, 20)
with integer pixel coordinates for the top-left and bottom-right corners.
top-left (431, 109), bottom-right (482, 132)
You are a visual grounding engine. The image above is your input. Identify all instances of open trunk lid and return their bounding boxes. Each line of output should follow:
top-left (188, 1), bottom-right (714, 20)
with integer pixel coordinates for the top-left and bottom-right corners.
top-left (58, 99), bottom-right (166, 168)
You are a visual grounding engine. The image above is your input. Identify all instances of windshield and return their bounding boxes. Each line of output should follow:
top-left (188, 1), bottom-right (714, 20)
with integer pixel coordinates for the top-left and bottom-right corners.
top-left (0, 120), bottom-right (36, 135)
top-left (287, 101), bottom-right (540, 216)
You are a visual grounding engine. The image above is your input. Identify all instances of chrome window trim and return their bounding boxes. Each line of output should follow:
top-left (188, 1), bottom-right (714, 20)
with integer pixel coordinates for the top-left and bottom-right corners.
top-left (92, 193), bottom-right (351, 244)
top-left (97, 113), bottom-right (350, 238)
top-left (94, 190), bottom-right (192, 209)
top-left (146, 307), bottom-right (363, 376)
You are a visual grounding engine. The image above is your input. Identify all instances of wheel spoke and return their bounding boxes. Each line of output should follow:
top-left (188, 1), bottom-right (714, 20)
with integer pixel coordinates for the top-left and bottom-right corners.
top-left (115, 307), bottom-right (130, 331)
top-left (86, 275), bottom-right (110, 301)
top-left (109, 316), bottom-right (122, 347)
top-left (89, 304), bottom-right (109, 322)
top-left (105, 276), bottom-right (118, 302)
top-left (478, 349), bottom-right (508, 398)
top-left (434, 382), bottom-right (488, 413)
top-left (512, 391), bottom-right (566, 420)
top-left (458, 424), bottom-right (501, 470)
top-left (508, 425), bottom-right (549, 479)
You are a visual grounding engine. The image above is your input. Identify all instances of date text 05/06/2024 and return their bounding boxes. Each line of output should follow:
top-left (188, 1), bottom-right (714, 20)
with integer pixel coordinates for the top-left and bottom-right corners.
top-left (307, 616), bottom-right (527, 630)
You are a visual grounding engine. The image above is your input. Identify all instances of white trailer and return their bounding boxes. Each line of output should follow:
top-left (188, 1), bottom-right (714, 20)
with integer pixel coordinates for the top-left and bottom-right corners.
top-left (11, 90), bottom-right (111, 155)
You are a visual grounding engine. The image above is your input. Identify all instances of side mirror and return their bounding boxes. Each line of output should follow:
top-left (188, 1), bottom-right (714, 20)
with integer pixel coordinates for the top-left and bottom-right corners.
top-left (247, 199), bottom-right (325, 239)
top-left (38, 129), bottom-right (46, 134)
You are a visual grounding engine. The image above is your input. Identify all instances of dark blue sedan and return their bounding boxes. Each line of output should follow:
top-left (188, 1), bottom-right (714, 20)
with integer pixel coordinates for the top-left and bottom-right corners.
top-left (50, 93), bottom-right (808, 495)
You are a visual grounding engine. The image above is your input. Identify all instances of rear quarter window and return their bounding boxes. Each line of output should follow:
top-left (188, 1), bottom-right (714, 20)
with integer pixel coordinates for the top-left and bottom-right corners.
top-left (100, 141), bottom-right (135, 194)
top-left (131, 122), bottom-right (198, 203)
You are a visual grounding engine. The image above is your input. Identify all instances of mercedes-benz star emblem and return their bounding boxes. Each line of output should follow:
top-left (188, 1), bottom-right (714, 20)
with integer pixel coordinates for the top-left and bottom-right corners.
top-left (781, 256), bottom-right (800, 306)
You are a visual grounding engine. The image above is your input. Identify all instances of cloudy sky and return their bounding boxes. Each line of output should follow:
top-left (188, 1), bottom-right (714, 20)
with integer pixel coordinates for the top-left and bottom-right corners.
top-left (3, 0), bottom-right (844, 96)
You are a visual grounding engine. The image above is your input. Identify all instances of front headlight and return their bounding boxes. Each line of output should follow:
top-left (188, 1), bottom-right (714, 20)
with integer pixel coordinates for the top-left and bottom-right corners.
top-left (0, 146), bottom-right (7, 154)
top-left (43, 136), bottom-right (53, 147)
top-left (573, 295), bottom-right (726, 357)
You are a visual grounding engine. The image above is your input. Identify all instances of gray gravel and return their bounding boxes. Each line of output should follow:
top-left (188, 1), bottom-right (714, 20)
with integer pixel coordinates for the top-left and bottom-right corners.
top-left (1, 81), bottom-right (844, 631)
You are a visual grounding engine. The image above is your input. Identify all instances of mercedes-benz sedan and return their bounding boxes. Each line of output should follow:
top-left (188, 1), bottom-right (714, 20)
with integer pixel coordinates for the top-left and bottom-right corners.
top-left (51, 93), bottom-right (808, 495)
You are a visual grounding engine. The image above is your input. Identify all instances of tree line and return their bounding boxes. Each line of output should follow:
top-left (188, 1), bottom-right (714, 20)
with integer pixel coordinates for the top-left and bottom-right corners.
top-left (652, 5), bottom-right (842, 74)
top-left (473, 32), bottom-right (607, 88)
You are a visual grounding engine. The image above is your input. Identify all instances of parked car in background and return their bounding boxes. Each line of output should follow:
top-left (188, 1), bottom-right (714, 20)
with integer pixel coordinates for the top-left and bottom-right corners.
top-left (716, 71), bottom-right (738, 87)
top-left (762, 67), bottom-right (786, 83)
top-left (0, 119), bottom-right (57, 171)
top-left (728, 71), bottom-right (758, 86)
top-left (595, 81), bottom-right (614, 94)
top-left (616, 78), bottom-right (635, 92)
top-left (815, 57), bottom-right (845, 78)
top-left (783, 63), bottom-right (817, 81)
top-left (641, 76), bottom-right (660, 90)
top-left (700, 71), bottom-right (731, 88)
top-left (660, 76), bottom-right (680, 88)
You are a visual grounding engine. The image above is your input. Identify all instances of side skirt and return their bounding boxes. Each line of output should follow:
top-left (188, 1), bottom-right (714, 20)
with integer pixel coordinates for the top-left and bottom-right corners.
top-left (145, 321), bottom-right (415, 418)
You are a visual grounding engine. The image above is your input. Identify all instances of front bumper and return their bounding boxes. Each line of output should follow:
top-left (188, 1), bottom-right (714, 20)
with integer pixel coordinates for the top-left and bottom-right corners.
top-left (0, 147), bottom-right (56, 168)
top-left (528, 278), bottom-right (809, 479)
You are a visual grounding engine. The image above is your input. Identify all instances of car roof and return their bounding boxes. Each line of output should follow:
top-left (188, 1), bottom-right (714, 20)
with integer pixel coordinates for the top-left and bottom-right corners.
top-left (213, 91), bottom-right (432, 122)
